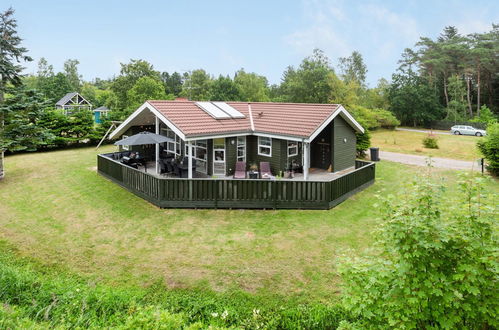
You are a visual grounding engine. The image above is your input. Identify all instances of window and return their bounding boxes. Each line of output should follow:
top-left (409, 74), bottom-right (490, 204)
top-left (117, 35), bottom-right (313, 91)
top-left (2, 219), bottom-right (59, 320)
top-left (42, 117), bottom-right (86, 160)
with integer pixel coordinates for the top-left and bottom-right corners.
top-left (184, 140), bottom-right (208, 174)
top-left (122, 135), bottom-right (129, 151)
top-left (237, 136), bottom-right (246, 162)
top-left (161, 127), bottom-right (180, 156)
top-left (258, 136), bottom-right (272, 157)
top-left (287, 141), bottom-right (298, 157)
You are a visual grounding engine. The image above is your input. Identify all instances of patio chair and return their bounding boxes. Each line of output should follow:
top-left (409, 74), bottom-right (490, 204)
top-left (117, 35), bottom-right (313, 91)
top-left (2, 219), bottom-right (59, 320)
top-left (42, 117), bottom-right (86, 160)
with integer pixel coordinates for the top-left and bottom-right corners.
top-left (173, 162), bottom-right (181, 177)
top-left (233, 161), bottom-right (247, 179)
top-left (260, 162), bottom-right (273, 179)
top-left (166, 159), bottom-right (174, 173)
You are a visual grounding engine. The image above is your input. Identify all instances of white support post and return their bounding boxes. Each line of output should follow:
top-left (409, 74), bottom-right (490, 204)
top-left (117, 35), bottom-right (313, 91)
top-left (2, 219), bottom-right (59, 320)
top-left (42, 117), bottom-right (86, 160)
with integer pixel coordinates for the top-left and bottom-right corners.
top-left (187, 142), bottom-right (193, 179)
top-left (303, 142), bottom-right (310, 181)
top-left (155, 116), bottom-right (160, 174)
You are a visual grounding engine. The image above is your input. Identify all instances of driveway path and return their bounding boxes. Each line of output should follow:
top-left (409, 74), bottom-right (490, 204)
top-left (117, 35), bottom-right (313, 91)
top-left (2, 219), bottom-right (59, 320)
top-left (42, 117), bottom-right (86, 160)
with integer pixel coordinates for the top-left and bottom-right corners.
top-left (396, 127), bottom-right (451, 135)
top-left (378, 151), bottom-right (479, 171)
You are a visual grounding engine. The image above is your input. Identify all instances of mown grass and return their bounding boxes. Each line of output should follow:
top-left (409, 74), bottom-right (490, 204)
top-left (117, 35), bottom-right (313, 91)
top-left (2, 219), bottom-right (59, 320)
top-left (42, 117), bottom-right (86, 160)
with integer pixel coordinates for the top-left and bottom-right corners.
top-left (0, 145), bottom-right (497, 305)
top-left (371, 128), bottom-right (483, 160)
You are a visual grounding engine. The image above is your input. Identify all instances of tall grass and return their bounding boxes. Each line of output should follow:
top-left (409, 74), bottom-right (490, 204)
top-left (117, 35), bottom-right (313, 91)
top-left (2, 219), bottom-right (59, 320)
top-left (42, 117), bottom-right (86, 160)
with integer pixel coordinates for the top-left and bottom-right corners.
top-left (0, 246), bottom-right (350, 329)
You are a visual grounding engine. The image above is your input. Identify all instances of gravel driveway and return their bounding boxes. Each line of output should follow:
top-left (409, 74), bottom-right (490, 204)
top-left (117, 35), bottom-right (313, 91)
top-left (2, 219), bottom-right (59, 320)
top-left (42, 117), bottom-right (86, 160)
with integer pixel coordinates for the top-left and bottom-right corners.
top-left (377, 151), bottom-right (480, 171)
top-left (396, 127), bottom-right (451, 135)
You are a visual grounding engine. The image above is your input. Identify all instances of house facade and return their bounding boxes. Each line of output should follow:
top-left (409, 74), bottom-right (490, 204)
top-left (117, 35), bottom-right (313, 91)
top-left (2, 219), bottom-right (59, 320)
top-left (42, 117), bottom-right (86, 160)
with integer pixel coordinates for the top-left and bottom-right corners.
top-left (109, 99), bottom-right (364, 180)
top-left (56, 92), bottom-right (92, 115)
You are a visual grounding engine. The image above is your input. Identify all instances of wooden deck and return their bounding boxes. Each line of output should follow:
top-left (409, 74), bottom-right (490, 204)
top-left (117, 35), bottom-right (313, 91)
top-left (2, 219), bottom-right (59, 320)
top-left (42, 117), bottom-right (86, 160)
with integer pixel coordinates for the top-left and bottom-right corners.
top-left (97, 153), bottom-right (375, 210)
top-left (132, 160), bottom-right (356, 181)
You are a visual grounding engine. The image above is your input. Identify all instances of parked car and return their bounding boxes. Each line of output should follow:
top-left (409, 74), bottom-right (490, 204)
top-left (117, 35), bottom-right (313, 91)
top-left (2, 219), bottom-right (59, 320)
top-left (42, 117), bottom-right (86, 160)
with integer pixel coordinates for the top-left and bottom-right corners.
top-left (450, 125), bottom-right (486, 136)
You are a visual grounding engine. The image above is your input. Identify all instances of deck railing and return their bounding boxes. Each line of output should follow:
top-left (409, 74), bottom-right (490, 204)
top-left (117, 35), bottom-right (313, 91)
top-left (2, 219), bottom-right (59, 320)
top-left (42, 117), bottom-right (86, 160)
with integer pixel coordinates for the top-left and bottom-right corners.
top-left (97, 153), bottom-right (375, 209)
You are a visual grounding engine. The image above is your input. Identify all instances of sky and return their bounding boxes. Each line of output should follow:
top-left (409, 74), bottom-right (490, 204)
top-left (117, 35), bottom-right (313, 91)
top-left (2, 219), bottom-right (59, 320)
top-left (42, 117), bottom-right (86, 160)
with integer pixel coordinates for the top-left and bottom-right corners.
top-left (7, 0), bottom-right (499, 87)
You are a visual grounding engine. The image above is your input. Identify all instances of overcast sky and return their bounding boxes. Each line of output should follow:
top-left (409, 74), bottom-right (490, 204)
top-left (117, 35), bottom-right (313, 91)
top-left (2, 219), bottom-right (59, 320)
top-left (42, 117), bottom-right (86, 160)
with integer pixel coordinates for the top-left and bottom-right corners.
top-left (8, 0), bottom-right (499, 87)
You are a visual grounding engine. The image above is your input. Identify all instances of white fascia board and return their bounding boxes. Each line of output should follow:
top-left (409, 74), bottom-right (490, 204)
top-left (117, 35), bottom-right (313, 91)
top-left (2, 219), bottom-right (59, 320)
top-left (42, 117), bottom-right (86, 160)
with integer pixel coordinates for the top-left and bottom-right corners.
top-left (109, 102), bottom-right (185, 140)
top-left (305, 105), bottom-right (364, 143)
top-left (76, 93), bottom-right (92, 107)
top-left (184, 132), bottom-right (251, 142)
top-left (253, 132), bottom-right (305, 142)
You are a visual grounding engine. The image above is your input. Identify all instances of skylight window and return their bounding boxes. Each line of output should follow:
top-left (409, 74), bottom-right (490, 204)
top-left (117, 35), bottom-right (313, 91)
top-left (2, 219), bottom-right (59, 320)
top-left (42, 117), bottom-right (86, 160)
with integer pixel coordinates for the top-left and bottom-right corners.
top-left (212, 102), bottom-right (245, 118)
top-left (195, 102), bottom-right (245, 119)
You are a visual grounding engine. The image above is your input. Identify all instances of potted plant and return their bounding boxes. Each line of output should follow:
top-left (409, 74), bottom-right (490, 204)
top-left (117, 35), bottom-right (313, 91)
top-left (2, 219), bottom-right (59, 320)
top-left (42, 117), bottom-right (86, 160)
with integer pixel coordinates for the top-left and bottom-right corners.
top-left (249, 162), bottom-right (259, 179)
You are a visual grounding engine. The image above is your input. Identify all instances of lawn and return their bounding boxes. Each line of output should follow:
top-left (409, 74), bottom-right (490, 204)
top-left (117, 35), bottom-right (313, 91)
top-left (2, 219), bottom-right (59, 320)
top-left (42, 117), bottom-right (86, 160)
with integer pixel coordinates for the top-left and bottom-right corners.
top-left (0, 145), bottom-right (497, 303)
top-left (371, 129), bottom-right (484, 160)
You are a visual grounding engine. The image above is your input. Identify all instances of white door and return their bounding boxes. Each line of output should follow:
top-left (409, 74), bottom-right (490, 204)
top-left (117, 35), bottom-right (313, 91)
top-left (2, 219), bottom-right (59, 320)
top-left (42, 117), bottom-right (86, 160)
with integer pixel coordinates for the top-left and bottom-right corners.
top-left (213, 138), bottom-right (226, 176)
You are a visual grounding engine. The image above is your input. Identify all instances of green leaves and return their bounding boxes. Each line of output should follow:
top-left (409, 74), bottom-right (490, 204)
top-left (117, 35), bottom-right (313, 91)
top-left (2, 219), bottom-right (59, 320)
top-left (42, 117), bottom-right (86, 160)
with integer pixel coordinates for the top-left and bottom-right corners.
top-left (339, 173), bottom-right (498, 328)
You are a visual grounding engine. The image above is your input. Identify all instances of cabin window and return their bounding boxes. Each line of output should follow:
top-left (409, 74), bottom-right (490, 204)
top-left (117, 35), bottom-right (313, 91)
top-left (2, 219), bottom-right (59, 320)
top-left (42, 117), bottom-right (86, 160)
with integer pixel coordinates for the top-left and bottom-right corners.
top-left (122, 135), bottom-right (129, 151)
top-left (237, 136), bottom-right (246, 162)
top-left (258, 137), bottom-right (272, 157)
top-left (184, 140), bottom-right (208, 174)
top-left (161, 127), bottom-right (180, 155)
top-left (287, 141), bottom-right (298, 157)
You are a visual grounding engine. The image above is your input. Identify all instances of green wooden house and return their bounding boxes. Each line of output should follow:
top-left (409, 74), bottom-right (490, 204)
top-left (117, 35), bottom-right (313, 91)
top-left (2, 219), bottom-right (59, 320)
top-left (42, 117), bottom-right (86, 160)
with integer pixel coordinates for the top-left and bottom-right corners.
top-left (109, 99), bottom-right (364, 180)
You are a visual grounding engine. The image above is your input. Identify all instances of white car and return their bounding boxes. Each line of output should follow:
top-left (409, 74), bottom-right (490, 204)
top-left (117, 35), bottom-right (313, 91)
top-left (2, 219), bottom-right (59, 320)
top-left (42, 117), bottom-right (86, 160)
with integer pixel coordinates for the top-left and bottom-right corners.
top-left (450, 125), bottom-right (486, 137)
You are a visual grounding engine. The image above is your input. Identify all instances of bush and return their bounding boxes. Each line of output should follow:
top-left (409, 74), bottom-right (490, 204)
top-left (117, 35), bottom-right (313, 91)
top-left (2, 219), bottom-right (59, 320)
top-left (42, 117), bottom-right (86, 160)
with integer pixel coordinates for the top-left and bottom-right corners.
top-left (349, 105), bottom-right (399, 130)
top-left (477, 122), bottom-right (499, 176)
top-left (339, 173), bottom-right (498, 328)
top-left (422, 134), bottom-right (439, 149)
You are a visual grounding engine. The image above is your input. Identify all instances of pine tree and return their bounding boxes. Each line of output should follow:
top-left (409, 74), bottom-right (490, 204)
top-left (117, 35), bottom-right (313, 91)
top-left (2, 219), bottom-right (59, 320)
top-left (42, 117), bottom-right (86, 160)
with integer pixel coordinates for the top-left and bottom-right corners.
top-left (0, 7), bottom-right (32, 179)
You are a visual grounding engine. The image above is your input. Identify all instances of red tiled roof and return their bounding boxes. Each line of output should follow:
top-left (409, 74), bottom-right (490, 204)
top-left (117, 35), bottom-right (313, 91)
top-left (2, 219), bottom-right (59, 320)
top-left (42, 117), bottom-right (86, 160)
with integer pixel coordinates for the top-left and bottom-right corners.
top-left (147, 100), bottom-right (341, 139)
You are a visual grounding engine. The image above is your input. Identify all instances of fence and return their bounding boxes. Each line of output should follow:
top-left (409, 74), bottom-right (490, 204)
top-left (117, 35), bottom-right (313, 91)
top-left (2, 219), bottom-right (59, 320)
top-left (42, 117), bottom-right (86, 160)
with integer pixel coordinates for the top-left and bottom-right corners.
top-left (97, 154), bottom-right (375, 209)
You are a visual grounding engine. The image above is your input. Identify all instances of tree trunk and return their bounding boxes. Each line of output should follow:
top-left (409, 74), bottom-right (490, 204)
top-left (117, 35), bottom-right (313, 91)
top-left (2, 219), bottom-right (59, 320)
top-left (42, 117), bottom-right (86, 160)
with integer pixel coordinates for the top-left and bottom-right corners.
top-left (466, 77), bottom-right (473, 117)
top-left (443, 74), bottom-right (449, 107)
top-left (476, 68), bottom-right (481, 117)
top-left (487, 71), bottom-right (493, 107)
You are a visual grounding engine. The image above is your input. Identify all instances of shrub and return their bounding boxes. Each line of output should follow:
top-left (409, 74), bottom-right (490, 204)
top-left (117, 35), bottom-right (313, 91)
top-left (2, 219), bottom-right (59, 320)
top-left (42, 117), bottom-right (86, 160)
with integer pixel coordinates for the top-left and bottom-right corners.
top-left (339, 173), bottom-right (498, 328)
top-left (477, 122), bottom-right (499, 176)
top-left (422, 134), bottom-right (438, 149)
top-left (354, 118), bottom-right (371, 157)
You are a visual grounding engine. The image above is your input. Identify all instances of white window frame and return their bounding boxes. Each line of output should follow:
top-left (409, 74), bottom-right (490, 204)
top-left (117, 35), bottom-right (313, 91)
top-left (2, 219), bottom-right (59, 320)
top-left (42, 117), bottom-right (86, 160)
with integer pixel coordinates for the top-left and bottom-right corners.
top-left (237, 136), bottom-right (246, 162)
top-left (122, 135), bottom-right (129, 151)
top-left (213, 138), bottom-right (226, 176)
top-left (287, 140), bottom-right (298, 157)
top-left (161, 127), bottom-right (180, 156)
top-left (258, 136), bottom-right (272, 157)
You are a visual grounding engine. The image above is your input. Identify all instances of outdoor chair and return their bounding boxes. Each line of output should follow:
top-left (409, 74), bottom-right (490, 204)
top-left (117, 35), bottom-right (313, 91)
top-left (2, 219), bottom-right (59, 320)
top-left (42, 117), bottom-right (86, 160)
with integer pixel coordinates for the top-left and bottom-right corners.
top-left (233, 161), bottom-right (247, 179)
top-left (173, 162), bottom-right (181, 177)
top-left (260, 162), bottom-right (273, 179)
top-left (166, 159), bottom-right (174, 173)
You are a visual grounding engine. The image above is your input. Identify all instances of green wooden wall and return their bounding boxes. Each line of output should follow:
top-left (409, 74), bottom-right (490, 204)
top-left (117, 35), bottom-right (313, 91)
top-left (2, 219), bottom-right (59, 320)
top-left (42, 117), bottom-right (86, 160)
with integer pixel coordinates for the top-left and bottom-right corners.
top-left (332, 116), bottom-right (357, 171)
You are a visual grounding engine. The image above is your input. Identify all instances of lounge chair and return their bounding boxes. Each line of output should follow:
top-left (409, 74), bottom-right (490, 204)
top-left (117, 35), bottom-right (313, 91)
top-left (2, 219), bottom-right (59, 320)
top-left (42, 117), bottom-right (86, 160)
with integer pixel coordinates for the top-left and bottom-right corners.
top-left (259, 162), bottom-right (272, 179)
top-left (233, 161), bottom-right (247, 179)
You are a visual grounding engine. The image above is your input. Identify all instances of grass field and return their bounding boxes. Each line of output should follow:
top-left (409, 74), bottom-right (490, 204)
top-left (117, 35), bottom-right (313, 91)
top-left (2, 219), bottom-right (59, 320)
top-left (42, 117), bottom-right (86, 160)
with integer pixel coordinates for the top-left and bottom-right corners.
top-left (0, 145), bottom-right (497, 304)
top-left (371, 129), bottom-right (483, 160)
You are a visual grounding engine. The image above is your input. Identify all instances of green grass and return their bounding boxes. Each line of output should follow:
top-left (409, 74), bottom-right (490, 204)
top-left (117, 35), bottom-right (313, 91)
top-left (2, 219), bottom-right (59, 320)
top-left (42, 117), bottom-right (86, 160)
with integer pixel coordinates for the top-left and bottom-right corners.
top-left (0, 145), bottom-right (497, 305)
top-left (371, 129), bottom-right (483, 160)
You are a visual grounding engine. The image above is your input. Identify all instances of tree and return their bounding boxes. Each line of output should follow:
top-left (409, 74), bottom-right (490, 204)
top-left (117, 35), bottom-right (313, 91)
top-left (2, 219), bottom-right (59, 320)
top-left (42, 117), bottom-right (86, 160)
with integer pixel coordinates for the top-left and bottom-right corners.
top-left (181, 69), bottom-right (212, 100)
top-left (278, 49), bottom-right (333, 103)
top-left (161, 71), bottom-right (183, 96)
top-left (209, 75), bottom-right (239, 101)
top-left (233, 69), bottom-right (269, 102)
top-left (110, 59), bottom-right (161, 109)
top-left (63, 59), bottom-right (81, 92)
top-left (338, 51), bottom-right (368, 87)
top-left (447, 74), bottom-right (467, 120)
top-left (477, 122), bottom-right (499, 175)
top-left (126, 76), bottom-right (170, 111)
top-left (0, 87), bottom-right (52, 152)
top-left (339, 173), bottom-right (498, 328)
top-left (388, 69), bottom-right (443, 126)
top-left (0, 7), bottom-right (33, 179)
